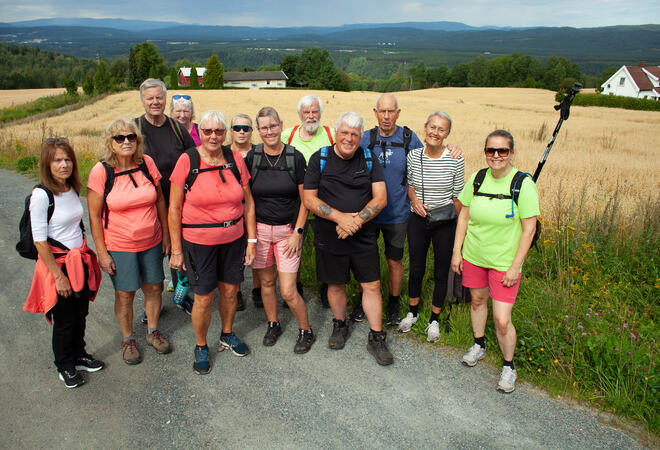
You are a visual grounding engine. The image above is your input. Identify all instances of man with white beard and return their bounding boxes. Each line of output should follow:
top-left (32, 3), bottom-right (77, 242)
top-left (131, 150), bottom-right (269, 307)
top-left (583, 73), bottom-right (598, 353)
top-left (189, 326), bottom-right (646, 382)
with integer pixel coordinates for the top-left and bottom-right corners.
top-left (281, 95), bottom-right (336, 308)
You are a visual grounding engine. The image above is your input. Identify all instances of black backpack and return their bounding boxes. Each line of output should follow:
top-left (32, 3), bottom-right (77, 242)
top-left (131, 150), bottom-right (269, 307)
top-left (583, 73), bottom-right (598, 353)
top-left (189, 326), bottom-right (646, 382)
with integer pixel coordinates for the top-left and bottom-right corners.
top-left (367, 126), bottom-right (413, 185)
top-left (250, 144), bottom-right (297, 185)
top-left (472, 168), bottom-right (541, 249)
top-left (100, 159), bottom-right (155, 229)
top-left (16, 185), bottom-right (81, 259)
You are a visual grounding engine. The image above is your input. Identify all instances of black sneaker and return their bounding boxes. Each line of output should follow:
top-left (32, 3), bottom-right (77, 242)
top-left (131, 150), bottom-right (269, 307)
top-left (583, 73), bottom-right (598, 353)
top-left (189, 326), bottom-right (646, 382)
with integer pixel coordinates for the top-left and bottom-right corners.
top-left (386, 310), bottom-right (400, 326)
top-left (236, 291), bottom-right (246, 311)
top-left (252, 288), bottom-right (263, 308)
top-left (319, 283), bottom-right (330, 308)
top-left (328, 319), bottom-right (349, 350)
top-left (368, 330), bottom-right (394, 366)
top-left (58, 368), bottom-right (84, 388)
top-left (294, 328), bottom-right (316, 354)
top-left (75, 354), bottom-right (105, 372)
top-left (262, 322), bottom-right (282, 346)
top-left (349, 304), bottom-right (365, 322)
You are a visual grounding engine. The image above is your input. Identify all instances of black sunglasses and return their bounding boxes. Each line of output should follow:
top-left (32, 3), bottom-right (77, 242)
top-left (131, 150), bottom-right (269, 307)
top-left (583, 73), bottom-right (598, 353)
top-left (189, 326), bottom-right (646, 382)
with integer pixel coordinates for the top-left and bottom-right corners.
top-left (232, 125), bottom-right (252, 133)
top-left (44, 137), bottom-right (69, 144)
top-left (484, 147), bottom-right (511, 157)
top-left (112, 133), bottom-right (138, 144)
top-left (172, 95), bottom-right (191, 100)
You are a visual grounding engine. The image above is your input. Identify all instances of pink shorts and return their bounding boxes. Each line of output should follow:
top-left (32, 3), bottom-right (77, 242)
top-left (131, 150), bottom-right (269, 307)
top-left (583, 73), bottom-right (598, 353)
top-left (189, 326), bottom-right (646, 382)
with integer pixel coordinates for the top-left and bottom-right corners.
top-left (251, 222), bottom-right (302, 272)
top-left (462, 259), bottom-right (521, 304)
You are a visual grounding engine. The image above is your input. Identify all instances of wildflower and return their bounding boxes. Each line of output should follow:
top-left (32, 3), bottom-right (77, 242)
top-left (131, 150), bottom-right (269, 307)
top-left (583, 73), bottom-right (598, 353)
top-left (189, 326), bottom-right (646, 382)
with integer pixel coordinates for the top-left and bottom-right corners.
top-left (586, 314), bottom-right (590, 318)
top-left (540, 348), bottom-right (544, 352)
top-left (564, 315), bottom-right (569, 319)
top-left (577, 325), bottom-right (583, 330)
top-left (588, 308), bottom-right (592, 313)
top-left (582, 332), bottom-right (587, 337)
top-left (554, 359), bottom-right (558, 364)
top-left (596, 337), bottom-right (601, 341)
top-left (626, 352), bottom-right (631, 357)
top-left (645, 377), bottom-right (649, 381)
top-left (629, 333), bottom-right (636, 340)
top-left (537, 369), bottom-right (542, 373)
top-left (594, 312), bottom-right (599, 316)
top-left (567, 225), bottom-right (575, 231)
top-left (614, 348), bottom-right (619, 353)
top-left (528, 357), bottom-right (532, 361)
top-left (651, 362), bottom-right (655, 367)
top-left (623, 323), bottom-right (628, 328)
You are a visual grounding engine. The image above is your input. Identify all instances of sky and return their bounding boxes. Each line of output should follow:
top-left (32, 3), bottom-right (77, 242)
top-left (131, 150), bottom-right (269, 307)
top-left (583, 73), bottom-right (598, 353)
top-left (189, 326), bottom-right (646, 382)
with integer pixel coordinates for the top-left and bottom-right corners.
top-left (1, 0), bottom-right (659, 28)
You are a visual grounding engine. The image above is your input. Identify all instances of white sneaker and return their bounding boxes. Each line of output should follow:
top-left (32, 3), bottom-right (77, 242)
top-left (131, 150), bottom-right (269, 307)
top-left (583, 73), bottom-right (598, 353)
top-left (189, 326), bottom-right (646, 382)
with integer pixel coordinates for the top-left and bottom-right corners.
top-left (425, 320), bottom-right (440, 342)
top-left (462, 343), bottom-right (486, 366)
top-left (497, 366), bottom-right (517, 393)
top-left (397, 312), bottom-right (418, 333)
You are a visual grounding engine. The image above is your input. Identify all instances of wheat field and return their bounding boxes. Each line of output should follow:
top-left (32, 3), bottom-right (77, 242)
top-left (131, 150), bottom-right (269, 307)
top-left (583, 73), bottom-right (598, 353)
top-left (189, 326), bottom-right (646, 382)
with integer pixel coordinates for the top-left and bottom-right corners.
top-left (0, 88), bottom-right (70, 108)
top-left (2, 87), bottom-right (658, 218)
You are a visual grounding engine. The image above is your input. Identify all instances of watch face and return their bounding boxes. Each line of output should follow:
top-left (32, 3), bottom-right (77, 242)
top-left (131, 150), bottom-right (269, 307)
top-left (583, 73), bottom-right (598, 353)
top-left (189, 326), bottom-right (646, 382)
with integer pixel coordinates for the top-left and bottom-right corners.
top-left (295, 227), bottom-right (303, 234)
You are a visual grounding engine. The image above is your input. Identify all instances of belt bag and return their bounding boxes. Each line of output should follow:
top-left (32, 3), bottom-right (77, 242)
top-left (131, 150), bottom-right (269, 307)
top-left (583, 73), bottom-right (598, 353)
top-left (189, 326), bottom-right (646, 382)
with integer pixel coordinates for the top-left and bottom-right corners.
top-left (425, 203), bottom-right (457, 229)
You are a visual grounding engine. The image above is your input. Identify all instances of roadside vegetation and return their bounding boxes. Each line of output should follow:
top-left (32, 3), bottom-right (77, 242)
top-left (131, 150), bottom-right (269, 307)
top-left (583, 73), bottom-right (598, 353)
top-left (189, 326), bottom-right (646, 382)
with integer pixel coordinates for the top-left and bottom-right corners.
top-left (573, 93), bottom-right (660, 111)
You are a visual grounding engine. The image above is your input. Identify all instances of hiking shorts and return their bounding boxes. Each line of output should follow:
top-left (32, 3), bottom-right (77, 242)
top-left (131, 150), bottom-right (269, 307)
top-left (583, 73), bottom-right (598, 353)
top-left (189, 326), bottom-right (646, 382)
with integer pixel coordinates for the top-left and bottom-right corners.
top-left (375, 221), bottom-right (407, 261)
top-left (109, 242), bottom-right (164, 292)
top-left (182, 236), bottom-right (246, 295)
top-left (252, 222), bottom-right (302, 273)
top-left (461, 259), bottom-right (521, 304)
top-left (316, 248), bottom-right (380, 285)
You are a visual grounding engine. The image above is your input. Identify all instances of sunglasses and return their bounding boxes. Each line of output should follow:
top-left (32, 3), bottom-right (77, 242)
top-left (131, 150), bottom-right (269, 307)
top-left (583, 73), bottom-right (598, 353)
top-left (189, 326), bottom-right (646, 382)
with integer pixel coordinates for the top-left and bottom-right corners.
top-left (172, 95), bottom-right (191, 100)
top-left (232, 125), bottom-right (252, 133)
top-left (112, 133), bottom-right (138, 144)
top-left (201, 128), bottom-right (226, 136)
top-left (484, 147), bottom-right (511, 157)
top-left (44, 137), bottom-right (69, 144)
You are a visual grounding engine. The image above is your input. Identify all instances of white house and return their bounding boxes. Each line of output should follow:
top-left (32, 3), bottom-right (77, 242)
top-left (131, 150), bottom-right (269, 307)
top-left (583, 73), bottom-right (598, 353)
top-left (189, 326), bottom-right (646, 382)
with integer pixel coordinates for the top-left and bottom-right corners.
top-left (600, 63), bottom-right (660, 100)
top-left (223, 71), bottom-right (288, 89)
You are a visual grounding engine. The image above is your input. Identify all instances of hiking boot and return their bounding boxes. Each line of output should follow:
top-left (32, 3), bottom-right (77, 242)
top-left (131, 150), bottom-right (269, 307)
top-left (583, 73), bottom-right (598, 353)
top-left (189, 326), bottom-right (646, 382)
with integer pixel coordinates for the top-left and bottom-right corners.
top-left (121, 339), bottom-right (142, 365)
top-left (58, 368), bottom-right (84, 389)
top-left (193, 345), bottom-right (211, 375)
top-left (497, 366), bottom-right (517, 393)
top-left (182, 296), bottom-right (194, 316)
top-left (252, 288), bottom-right (263, 308)
top-left (367, 330), bottom-right (394, 366)
top-left (294, 328), bottom-right (315, 354)
top-left (146, 330), bottom-right (171, 354)
top-left (348, 304), bottom-right (365, 322)
top-left (328, 319), bottom-right (349, 350)
top-left (397, 312), bottom-right (418, 333)
top-left (386, 310), bottom-right (400, 326)
top-left (236, 291), bottom-right (246, 311)
top-left (319, 283), bottom-right (330, 308)
top-left (426, 320), bottom-right (441, 342)
top-left (262, 322), bottom-right (282, 347)
top-left (462, 343), bottom-right (487, 367)
top-left (219, 332), bottom-right (251, 357)
top-left (75, 354), bottom-right (105, 372)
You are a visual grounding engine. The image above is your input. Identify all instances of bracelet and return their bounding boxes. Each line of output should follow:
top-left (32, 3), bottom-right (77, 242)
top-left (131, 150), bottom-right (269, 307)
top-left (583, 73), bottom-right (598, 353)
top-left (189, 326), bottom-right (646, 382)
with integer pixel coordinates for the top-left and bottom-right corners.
top-left (171, 251), bottom-right (182, 256)
top-left (247, 238), bottom-right (257, 244)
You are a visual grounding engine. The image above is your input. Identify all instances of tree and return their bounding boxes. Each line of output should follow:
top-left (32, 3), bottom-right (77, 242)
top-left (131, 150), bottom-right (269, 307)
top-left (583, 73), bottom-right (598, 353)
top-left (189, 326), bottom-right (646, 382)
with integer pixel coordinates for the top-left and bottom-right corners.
top-left (169, 67), bottom-right (178, 88)
top-left (109, 58), bottom-right (128, 86)
top-left (93, 60), bottom-right (112, 93)
top-left (449, 62), bottom-right (470, 87)
top-left (596, 66), bottom-right (618, 92)
top-left (82, 74), bottom-right (94, 95)
top-left (429, 66), bottom-right (449, 87)
top-left (203, 54), bottom-right (224, 89)
top-left (280, 54), bottom-right (301, 86)
top-left (63, 76), bottom-right (78, 96)
top-left (296, 47), bottom-right (347, 91)
top-left (189, 66), bottom-right (199, 88)
top-left (467, 55), bottom-right (488, 87)
top-left (127, 42), bottom-right (167, 87)
top-left (409, 61), bottom-right (430, 89)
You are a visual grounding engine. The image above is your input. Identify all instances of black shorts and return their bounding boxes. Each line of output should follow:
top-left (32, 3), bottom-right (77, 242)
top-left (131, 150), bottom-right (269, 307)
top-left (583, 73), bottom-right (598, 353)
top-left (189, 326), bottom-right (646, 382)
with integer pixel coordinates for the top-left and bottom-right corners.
top-left (375, 222), bottom-right (407, 261)
top-left (182, 237), bottom-right (246, 295)
top-left (315, 248), bottom-right (381, 285)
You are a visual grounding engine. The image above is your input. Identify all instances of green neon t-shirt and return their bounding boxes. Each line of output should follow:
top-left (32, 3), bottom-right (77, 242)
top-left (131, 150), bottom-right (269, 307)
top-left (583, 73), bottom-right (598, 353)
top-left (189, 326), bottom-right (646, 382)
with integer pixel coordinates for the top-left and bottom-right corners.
top-left (281, 125), bottom-right (335, 162)
top-left (458, 168), bottom-right (540, 271)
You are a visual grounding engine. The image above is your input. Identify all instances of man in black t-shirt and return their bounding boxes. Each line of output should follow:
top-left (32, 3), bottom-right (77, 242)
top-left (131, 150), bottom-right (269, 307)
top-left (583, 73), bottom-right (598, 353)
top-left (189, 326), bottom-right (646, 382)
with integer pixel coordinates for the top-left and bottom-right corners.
top-left (303, 111), bottom-right (393, 366)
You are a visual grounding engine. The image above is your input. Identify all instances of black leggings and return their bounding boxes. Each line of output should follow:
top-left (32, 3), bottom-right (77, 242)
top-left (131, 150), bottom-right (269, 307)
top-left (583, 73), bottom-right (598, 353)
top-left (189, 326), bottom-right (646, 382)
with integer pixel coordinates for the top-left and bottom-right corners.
top-left (50, 292), bottom-right (90, 372)
top-left (407, 213), bottom-right (456, 308)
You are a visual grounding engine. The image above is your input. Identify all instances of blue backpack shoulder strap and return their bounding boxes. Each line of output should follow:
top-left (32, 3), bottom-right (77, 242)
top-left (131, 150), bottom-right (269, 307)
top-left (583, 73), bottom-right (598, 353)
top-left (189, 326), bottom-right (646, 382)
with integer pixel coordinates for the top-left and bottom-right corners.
top-left (510, 171), bottom-right (534, 205)
top-left (363, 146), bottom-right (373, 173)
top-left (319, 146), bottom-right (329, 173)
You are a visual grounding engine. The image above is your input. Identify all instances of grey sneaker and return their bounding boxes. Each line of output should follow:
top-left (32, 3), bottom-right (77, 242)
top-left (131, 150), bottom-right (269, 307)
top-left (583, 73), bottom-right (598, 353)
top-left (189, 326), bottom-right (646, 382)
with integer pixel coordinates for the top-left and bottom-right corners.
top-left (462, 343), bottom-right (486, 366)
top-left (367, 330), bottom-right (393, 366)
top-left (397, 312), bottom-right (418, 333)
top-left (425, 320), bottom-right (441, 342)
top-left (497, 366), bottom-right (517, 393)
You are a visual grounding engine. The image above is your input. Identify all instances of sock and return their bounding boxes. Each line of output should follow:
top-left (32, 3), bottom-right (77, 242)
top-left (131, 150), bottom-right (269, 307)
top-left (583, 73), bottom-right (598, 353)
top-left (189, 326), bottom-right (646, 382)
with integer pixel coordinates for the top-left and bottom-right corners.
top-left (474, 336), bottom-right (486, 349)
top-left (388, 294), bottom-right (400, 311)
top-left (503, 359), bottom-right (515, 370)
top-left (148, 328), bottom-right (157, 334)
top-left (268, 321), bottom-right (280, 327)
top-left (370, 328), bottom-right (383, 334)
top-left (410, 304), bottom-right (419, 316)
top-left (123, 335), bottom-right (134, 343)
top-left (429, 312), bottom-right (440, 323)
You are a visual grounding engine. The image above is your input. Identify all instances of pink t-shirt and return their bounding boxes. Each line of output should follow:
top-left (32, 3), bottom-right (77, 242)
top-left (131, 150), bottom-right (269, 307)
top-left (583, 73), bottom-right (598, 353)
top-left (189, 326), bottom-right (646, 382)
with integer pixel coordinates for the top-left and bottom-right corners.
top-left (87, 155), bottom-right (163, 252)
top-left (170, 149), bottom-right (250, 245)
top-left (190, 123), bottom-right (202, 147)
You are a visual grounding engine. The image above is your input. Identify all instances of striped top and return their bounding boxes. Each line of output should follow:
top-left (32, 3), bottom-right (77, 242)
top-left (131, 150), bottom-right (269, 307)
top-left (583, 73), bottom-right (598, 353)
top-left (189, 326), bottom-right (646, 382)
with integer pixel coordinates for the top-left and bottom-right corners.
top-left (407, 147), bottom-right (465, 211)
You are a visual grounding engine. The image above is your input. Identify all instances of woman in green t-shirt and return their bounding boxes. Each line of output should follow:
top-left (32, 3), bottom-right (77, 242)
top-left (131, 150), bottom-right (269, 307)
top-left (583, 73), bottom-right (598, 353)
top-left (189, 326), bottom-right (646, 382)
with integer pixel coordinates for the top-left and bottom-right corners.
top-left (451, 129), bottom-right (540, 394)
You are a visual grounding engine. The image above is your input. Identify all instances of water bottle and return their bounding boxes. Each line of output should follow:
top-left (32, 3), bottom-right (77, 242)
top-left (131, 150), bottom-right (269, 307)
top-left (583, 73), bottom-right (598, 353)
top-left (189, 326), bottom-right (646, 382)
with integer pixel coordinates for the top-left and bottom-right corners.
top-left (172, 271), bottom-right (189, 309)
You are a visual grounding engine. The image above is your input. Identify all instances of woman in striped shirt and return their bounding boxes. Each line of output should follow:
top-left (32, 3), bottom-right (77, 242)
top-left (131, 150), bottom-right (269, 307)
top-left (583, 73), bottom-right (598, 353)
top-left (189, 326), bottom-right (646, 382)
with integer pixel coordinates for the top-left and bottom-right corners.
top-left (398, 111), bottom-right (465, 342)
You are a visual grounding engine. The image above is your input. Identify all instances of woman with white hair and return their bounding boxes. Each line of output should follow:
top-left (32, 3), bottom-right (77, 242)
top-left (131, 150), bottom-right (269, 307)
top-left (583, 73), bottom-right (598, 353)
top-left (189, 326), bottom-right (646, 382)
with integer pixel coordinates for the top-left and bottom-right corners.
top-left (168, 110), bottom-right (256, 375)
top-left (170, 94), bottom-right (201, 147)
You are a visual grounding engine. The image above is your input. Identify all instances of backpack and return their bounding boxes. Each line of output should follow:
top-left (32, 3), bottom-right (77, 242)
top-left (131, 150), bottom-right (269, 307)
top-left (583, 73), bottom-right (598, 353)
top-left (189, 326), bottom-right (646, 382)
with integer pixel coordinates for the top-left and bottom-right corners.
top-left (367, 126), bottom-right (413, 185)
top-left (181, 146), bottom-right (243, 230)
top-left (472, 168), bottom-right (541, 249)
top-left (16, 185), bottom-right (81, 259)
top-left (288, 125), bottom-right (334, 146)
top-left (319, 146), bottom-right (373, 174)
top-left (135, 115), bottom-right (185, 147)
top-left (100, 159), bottom-right (155, 229)
top-left (250, 144), bottom-right (297, 185)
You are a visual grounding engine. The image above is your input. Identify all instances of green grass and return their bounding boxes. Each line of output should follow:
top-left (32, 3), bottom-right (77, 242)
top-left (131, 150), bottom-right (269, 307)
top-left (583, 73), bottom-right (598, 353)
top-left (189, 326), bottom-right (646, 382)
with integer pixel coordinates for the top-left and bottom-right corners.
top-left (572, 93), bottom-right (660, 111)
top-left (0, 93), bottom-right (89, 123)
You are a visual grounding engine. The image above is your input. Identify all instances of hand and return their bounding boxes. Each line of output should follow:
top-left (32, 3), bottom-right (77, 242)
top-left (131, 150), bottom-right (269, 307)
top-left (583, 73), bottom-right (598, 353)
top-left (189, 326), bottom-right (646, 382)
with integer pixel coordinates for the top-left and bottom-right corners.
top-left (502, 267), bottom-right (520, 287)
top-left (336, 212), bottom-right (360, 236)
top-left (54, 273), bottom-right (72, 298)
top-left (99, 252), bottom-right (116, 275)
top-left (244, 243), bottom-right (256, 266)
top-left (447, 143), bottom-right (463, 159)
top-left (162, 234), bottom-right (171, 257)
top-left (336, 225), bottom-right (350, 239)
top-left (412, 199), bottom-right (428, 217)
top-left (169, 252), bottom-right (186, 272)
top-left (450, 253), bottom-right (463, 275)
top-left (284, 232), bottom-right (302, 257)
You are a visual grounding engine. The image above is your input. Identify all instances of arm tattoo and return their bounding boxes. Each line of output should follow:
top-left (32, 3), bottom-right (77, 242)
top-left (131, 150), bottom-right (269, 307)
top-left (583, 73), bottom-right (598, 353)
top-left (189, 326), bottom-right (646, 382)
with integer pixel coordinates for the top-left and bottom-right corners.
top-left (318, 203), bottom-right (332, 216)
top-left (358, 204), bottom-right (380, 221)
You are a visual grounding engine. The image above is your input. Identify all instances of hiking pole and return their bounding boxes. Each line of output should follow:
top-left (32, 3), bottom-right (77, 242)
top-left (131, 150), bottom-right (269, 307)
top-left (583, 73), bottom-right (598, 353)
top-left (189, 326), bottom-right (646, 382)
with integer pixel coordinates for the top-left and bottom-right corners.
top-left (532, 82), bottom-right (582, 182)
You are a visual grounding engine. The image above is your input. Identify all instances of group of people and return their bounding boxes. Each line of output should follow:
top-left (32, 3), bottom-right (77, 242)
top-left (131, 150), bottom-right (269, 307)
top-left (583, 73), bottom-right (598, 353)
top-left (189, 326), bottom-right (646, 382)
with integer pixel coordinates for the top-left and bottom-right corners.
top-left (24, 78), bottom-right (539, 394)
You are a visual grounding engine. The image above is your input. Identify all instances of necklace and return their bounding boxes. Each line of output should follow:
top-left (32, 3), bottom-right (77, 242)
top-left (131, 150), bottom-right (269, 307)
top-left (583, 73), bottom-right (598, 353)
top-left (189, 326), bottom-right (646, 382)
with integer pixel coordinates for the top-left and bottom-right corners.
top-left (265, 150), bottom-right (283, 167)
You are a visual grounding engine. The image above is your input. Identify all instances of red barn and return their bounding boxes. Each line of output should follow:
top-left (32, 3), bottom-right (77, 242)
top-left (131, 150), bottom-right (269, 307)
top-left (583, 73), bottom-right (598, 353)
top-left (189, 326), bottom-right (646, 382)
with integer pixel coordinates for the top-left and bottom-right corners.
top-left (177, 67), bottom-right (206, 87)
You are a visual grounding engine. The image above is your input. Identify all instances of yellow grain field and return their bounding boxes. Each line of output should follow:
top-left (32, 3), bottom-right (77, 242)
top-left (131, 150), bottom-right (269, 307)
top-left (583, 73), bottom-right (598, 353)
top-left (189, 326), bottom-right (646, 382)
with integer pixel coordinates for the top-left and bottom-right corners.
top-left (0, 88), bottom-right (70, 108)
top-left (3, 87), bottom-right (658, 218)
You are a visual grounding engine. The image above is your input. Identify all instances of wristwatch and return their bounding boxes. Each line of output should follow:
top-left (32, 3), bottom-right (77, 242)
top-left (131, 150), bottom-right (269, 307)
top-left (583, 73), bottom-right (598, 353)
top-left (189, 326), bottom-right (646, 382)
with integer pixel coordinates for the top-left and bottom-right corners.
top-left (294, 227), bottom-right (304, 234)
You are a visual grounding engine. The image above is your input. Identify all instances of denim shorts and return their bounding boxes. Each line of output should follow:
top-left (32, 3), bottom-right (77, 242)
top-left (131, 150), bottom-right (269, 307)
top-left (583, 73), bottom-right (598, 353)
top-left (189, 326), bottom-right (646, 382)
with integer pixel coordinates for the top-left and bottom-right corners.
top-left (108, 242), bottom-right (164, 292)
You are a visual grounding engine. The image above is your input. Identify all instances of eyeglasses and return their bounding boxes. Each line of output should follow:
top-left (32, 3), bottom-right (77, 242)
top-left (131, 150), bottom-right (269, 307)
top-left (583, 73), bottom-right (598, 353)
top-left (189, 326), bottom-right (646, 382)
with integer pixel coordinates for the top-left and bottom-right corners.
top-left (44, 137), bottom-right (69, 144)
top-left (172, 95), bottom-right (191, 100)
top-left (201, 128), bottom-right (226, 136)
top-left (112, 133), bottom-right (138, 144)
top-left (484, 147), bottom-right (511, 157)
top-left (232, 125), bottom-right (252, 133)
top-left (257, 124), bottom-right (280, 133)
